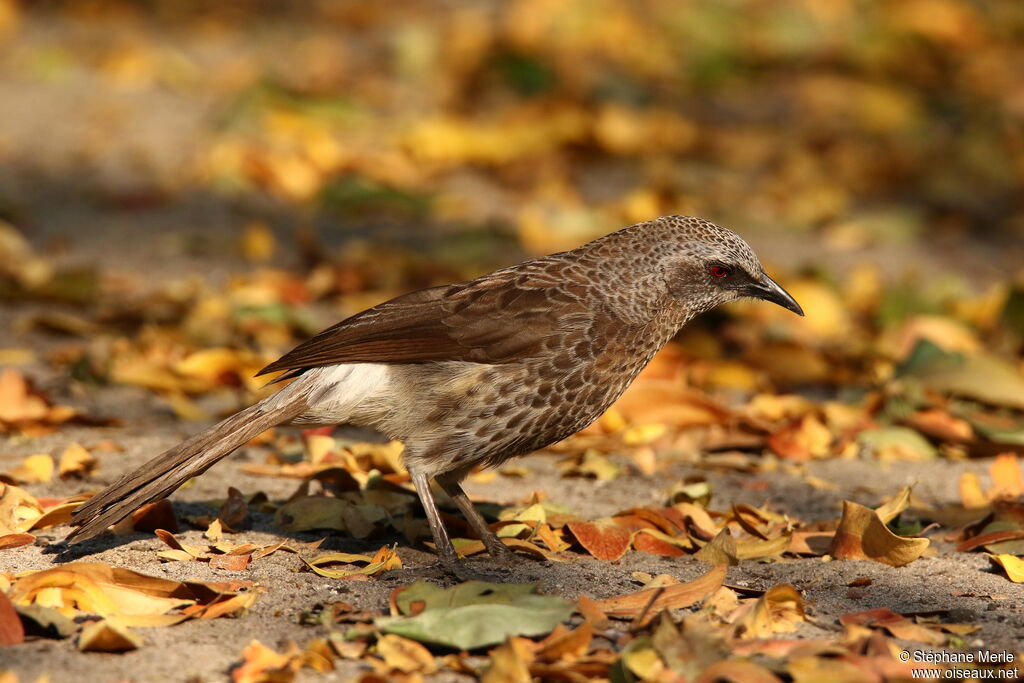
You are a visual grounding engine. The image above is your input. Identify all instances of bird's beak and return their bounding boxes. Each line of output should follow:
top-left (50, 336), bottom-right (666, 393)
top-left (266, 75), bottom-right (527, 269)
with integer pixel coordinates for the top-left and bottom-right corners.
top-left (749, 274), bottom-right (804, 316)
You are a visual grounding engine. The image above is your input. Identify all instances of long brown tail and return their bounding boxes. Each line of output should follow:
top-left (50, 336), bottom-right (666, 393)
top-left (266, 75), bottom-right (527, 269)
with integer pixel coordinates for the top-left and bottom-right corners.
top-left (67, 381), bottom-right (312, 544)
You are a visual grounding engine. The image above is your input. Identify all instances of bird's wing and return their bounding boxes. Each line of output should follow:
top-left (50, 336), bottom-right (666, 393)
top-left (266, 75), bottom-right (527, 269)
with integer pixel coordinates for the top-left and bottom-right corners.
top-left (257, 269), bottom-right (589, 376)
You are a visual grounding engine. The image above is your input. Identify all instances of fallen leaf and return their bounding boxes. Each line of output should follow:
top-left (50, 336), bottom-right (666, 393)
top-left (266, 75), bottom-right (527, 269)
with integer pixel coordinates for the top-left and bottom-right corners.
top-left (0, 593), bottom-right (24, 646)
top-left (78, 618), bottom-right (143, 652)
top-left (567, 518), bottom-right (633, 561)
top-left (378, 580), bottom-right (572, 650)
top-left (731, 584), bottom-right (806, 638)
top-left (58, 443), bottom-right (97, 479)
top-left (857, 426), bottom-right (937, 460)
top-left (131, 500), bottom-right (179, 534)
top-left (482, 636), bottom-right (535, 682)
top-left (595, 565), bottom-right (727, 619)
top-left (232, 639), bottom-right (300, 683)
top-left (302, 545), bottom-right (402, 579)
top-left (376, 633), bottom-right (437, 674)
top-left (0, 533), bottom-right (35, 549)
top-left (6, 454), bottom-right (54, 484)
top-left (988, 554), bottom-right (1024, 583)
top-left (830, 501), bottom-right (929, 566)
top-left (210, 554), bottom-right (252, 571)
top-left (767, 415), bottom-right (832, 461)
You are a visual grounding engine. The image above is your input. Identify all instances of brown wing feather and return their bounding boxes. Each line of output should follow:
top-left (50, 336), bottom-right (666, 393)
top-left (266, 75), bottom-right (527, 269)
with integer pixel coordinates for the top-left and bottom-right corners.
top-left (258, 269), bottom-right (588, 376)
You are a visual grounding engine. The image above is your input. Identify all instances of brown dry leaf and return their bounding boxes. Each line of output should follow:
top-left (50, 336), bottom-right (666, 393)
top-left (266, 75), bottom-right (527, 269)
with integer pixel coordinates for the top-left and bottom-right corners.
top-left (594, 564), bottom-right (727, 619)
top-left (58, 443), bottom-right (97, 479)
top-left (302, 545), bottom-right (402, 579)
top-left (697, 660), bottom-right (785, 683)
top-left (566, 518), bottom-right (633, 561)
top-left (453, 537), bottom-right (566, 562)
top-left (210, 554), bottom-right (252, 571)
top-left (376, 634), bottom-right (437, 674)
top-left (731, 584), bottom-right (806, 638)
top-left (787, 654), bottom-right (882, 683)
top-left (275, 496), bottom-right (374, 537)
top-left (787, 530), bottom-right (834, 556)
top-left (830, 500), bottom-right (930, 566)
top-left (130, 500), bottom-right (179, 534)
top-left (78, 618), bottom-right (143, 652)
top-left (734, 531), bottom-right (792, 561)
top-left (536, 621), bottom-right (593, 662)
top-left (874, 486), bottom-right (913, 525)
top-left (219, 486), bottom-right (250, 530)
top-left (695, 529), bottom-right (739, 565)
top-left (839, 607), bottom-right (946, 646)
top-left (232, 639), bottom-right (301, 683)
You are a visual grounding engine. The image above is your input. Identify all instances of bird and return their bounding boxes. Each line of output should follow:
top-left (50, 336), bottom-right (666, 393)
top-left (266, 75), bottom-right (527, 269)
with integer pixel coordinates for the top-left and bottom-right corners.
top-left (67, 215), bottom-right (803, 574)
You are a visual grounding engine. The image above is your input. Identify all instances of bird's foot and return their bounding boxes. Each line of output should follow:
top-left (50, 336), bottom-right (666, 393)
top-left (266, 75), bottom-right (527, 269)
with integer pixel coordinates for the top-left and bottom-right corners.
top-left (482, 539), bottom-right (517, 564)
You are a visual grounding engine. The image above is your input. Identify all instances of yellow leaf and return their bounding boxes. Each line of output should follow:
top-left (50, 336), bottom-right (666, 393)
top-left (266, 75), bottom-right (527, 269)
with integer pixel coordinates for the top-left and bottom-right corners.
top-left (232, 640), bottom-right (300, 683)
top-left (954, 473), bottom-right (987, 509)
top-left (241, 222), bottom-right (276, 263)
top-left (376, 634), bottom-right (437, 674)
top-left (59, 444), bottom-right (97, 479)
top-left (988, 554), bottom-right (1024, 583)
top-left (990, 453), bottom-right (1024, 498)
top-left (733, 584), bottom-right (806, 638)
top-left (78, 618), bottom-right (143, 652)
top-left (622, 423), bottom-right (666, 446)
top-left (482, 637), bottom-right (535, 683)
top-left (0, 483), bottom-right (44, 533)
top-left (8, 454), bottom-right (54, 484)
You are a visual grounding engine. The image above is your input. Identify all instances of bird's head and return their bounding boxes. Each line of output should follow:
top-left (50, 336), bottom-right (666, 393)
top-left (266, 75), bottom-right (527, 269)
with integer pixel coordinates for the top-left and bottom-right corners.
top-left (655, 216), bottom-right (804, 317)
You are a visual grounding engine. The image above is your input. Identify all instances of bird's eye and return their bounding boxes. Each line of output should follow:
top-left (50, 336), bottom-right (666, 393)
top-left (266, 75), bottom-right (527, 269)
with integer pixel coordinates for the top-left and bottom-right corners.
top-left (710, 265), bottom-right (731, 279)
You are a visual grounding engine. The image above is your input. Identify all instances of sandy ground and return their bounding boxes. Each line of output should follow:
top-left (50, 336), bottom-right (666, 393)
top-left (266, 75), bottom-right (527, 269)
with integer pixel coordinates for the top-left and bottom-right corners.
top-left (2, 358), bottom-right (1024, 681)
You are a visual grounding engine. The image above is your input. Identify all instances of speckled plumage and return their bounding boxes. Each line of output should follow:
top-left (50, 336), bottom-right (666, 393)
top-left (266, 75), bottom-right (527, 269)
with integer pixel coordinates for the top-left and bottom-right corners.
top-left (68, 216), bottom-right (802, 573)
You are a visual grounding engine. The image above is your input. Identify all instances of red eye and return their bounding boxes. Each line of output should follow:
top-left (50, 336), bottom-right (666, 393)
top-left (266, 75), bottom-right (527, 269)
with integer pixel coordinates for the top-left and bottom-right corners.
top-left (710, 265), bottom-right (730, 278)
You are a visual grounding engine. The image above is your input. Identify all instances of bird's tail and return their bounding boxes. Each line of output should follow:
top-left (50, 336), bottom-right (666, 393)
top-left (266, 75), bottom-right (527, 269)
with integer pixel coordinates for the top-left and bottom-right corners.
top-left (67, 378), bottom-right (313, 544)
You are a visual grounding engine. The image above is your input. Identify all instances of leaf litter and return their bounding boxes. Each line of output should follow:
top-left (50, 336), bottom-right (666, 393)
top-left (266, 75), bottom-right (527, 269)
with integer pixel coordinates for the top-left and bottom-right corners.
top-left (2, 1), bottom-right (1024, 680)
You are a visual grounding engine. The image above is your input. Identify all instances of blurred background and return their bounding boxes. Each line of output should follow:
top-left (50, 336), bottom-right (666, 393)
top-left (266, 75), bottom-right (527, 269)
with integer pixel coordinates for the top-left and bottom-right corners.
top-left (1, 0), bottom-right (1022, 422)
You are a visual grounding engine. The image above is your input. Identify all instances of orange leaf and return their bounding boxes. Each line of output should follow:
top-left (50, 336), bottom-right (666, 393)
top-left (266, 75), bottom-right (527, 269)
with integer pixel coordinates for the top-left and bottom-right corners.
top-left (990, 453), bottom-right (1024, 498)
top-left (595, 564), bottom-right (727, 619)
top-left (0, 532), bottom-right (35, 549)
top-left (210, 554), bottom-right (252, 571)
top-left (567, 519), bottom-right (632, 561)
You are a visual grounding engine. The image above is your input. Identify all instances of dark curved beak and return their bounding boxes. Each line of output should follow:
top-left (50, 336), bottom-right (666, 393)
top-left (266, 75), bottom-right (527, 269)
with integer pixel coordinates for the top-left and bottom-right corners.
top-left (748, 274), bottom-right (804, 316)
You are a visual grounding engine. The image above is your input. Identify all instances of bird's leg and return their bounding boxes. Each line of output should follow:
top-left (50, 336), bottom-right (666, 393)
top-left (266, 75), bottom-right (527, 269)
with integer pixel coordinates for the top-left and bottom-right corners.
top-left (437, 472), bottom-right (514, 562)
top-left (409, 469), bottom-right (466, 575)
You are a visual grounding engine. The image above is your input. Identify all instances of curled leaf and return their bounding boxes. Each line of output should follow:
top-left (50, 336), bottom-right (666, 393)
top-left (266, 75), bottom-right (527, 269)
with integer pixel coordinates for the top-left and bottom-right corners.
top-left (830, 501), bottom-right (929, 566)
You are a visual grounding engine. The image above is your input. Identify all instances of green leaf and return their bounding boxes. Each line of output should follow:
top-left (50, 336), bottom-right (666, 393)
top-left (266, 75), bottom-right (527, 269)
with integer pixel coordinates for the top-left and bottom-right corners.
top-left (897, 341), bottom-right (1024, 410)
top-left (856, 426), bottom-right (937, 459)
top-left (377, 580), bottom-right (572, 650)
